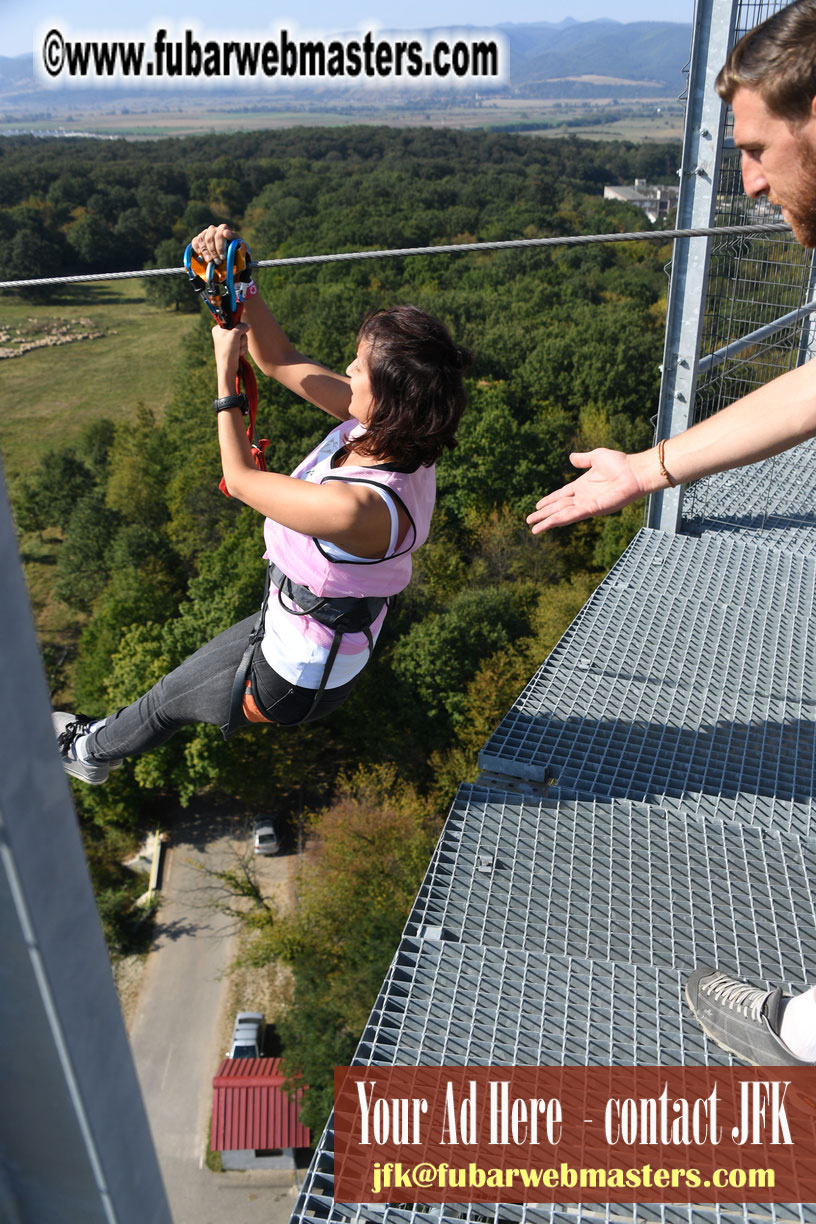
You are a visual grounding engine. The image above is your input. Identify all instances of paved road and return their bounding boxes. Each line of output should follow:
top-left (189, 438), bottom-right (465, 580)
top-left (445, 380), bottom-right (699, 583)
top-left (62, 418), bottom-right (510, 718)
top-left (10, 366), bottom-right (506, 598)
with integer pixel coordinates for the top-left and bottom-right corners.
top-left (127, 813), bottom-right (301, 1224)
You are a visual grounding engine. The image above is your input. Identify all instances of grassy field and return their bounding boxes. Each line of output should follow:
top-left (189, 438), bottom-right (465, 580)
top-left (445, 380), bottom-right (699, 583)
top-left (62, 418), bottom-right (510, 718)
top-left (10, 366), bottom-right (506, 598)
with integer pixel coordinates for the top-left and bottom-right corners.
top-left (0, 97), bottom-right (684, 141)
top-left (533, 112), bottom-right (684, 142)
top-left (0, 279), bottom-right (198, 479)
top-left (16, 524), bottom-right (82, 698)
top-left (1, 280), bottom-right (199, 697)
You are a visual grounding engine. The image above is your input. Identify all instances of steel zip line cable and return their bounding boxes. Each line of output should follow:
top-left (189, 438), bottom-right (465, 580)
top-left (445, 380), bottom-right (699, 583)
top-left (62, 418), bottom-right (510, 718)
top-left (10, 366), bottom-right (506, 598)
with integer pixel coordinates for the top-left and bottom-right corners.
top-left (0, 222), bottom-right (792, 291)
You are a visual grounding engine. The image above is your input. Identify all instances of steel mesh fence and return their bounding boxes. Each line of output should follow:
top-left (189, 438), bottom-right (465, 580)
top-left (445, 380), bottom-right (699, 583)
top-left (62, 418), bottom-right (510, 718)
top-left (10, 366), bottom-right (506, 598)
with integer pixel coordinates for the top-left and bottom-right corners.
top-left (685, 0), bottom-right (816, 532)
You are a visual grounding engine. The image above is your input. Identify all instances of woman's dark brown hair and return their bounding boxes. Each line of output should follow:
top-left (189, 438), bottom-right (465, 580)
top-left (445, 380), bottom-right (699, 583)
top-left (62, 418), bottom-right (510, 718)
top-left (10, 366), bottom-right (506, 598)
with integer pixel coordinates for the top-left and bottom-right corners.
top-left (351, 305), bottom-right (470, 470)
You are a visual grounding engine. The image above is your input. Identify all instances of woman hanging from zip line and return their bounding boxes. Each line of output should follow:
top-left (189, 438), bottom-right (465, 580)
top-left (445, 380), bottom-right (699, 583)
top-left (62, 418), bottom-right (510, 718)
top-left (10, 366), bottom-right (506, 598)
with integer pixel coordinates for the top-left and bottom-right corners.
top-left (53, 223), bottom-right (470, 785)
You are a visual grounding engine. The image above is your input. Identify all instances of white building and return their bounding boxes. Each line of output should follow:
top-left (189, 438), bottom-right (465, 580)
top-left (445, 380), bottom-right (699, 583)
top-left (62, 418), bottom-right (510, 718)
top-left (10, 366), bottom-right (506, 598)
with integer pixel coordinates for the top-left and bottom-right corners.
top-left (604, 177), bottom-right (679, 222)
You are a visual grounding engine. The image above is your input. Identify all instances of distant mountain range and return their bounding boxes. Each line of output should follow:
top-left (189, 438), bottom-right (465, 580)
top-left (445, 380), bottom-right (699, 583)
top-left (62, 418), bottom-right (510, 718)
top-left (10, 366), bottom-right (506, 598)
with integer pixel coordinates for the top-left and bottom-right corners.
top-left (0, 19), bottom-right (692, 114)
top-left (500, 19), bottom-right (691, 96)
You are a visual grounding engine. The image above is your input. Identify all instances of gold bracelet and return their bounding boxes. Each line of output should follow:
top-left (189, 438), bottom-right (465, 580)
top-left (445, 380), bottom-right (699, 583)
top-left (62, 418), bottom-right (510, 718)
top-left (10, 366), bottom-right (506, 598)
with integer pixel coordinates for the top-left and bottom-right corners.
top-left (658, 438), bottom-right (677, 488)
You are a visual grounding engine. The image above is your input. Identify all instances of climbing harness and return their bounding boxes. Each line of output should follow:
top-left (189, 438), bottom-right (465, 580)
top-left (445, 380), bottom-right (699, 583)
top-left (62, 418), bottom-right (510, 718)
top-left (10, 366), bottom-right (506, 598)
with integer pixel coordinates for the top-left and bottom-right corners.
top-left (220, 562), bottom-right (387, 738)
top-left (222, 450), bottom-right (427, 736)
top-left (184, 237), bottom-right (269, 495)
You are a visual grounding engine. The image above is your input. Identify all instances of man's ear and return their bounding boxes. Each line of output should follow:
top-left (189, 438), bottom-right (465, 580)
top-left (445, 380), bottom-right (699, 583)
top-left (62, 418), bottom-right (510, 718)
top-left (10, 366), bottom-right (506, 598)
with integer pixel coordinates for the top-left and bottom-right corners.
top-left (810, 94), bottom-right (816, 122)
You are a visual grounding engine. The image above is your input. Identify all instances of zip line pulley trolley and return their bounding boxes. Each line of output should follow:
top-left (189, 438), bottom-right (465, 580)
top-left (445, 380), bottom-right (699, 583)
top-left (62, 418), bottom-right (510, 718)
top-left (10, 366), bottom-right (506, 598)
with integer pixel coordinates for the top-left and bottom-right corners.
top-left (183, 237), bottom-right (269, 493)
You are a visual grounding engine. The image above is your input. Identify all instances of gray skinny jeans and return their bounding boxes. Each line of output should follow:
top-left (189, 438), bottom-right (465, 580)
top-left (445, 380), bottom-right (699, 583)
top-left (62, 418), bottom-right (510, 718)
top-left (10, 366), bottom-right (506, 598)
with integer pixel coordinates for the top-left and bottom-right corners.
top-left (84, 615), bottom-right (359, 763)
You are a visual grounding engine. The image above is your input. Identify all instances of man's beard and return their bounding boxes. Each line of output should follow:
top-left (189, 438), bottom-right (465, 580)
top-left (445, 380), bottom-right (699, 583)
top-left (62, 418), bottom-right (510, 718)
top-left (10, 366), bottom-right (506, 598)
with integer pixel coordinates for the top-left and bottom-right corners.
top-left (772, 152), bottom-right (816, 248)
top-left (784, 203), bottom-right (816, 246)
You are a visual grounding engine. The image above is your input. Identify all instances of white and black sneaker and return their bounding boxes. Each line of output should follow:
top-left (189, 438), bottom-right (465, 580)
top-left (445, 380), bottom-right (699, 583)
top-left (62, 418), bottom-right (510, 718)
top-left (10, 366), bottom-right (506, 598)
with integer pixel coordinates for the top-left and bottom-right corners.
top-left (53, 711), bottom-right (117, 785)
top-left (686, 967), bottom-right (813, 1066)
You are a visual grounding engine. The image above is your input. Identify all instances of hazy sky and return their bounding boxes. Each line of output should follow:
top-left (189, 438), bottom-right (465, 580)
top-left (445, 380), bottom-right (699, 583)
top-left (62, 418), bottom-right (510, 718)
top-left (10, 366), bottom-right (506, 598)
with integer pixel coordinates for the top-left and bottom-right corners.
top-left (5, 0), bottom-right (695, 59)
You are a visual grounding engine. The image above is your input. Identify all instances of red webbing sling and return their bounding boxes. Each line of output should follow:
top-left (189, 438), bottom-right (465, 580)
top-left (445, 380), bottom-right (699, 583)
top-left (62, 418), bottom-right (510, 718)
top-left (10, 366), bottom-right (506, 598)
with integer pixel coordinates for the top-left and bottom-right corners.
top-left (218, 354), bottom-right (269, 497)
top-left (182, 237), bottom-right (269, 495)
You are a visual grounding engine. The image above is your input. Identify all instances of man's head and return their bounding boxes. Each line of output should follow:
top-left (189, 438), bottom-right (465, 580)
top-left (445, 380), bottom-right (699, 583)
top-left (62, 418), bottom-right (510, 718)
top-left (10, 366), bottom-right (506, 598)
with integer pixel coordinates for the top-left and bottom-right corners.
top-left (717, 0), bottom-right (816, 246)
top-left (716, 0), bottom-right (816, 121)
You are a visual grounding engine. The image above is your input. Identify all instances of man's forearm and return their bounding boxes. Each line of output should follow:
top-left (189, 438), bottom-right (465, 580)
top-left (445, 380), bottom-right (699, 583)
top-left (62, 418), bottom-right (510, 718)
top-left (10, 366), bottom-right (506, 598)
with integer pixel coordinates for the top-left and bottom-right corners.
top-left (642, 359), bottom-right (816, 492)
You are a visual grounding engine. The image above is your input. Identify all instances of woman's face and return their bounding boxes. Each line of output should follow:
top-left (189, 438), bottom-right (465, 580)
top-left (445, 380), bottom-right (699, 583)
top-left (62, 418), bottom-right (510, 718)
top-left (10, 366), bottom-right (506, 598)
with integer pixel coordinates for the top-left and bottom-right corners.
top-left (346, 340), bottom-right (376, 427)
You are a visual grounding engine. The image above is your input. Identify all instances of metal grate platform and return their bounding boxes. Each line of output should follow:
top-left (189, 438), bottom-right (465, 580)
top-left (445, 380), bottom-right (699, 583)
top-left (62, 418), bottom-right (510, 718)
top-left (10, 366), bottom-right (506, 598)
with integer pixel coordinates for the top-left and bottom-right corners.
top-left (292, 432), bottom-right (816, 1224)
top-left (290, 941), bottom-right (815, 1224)
top-left (293, 476), bottom-right (816, 1224)
top-left (353, 940), bottom-right (725, 1066)
top-left (682, 438), bottom-right (816, 555)
top-left (291, 1201), bottom-right (816, 1224)
top-left (404, 786), bottom-right (816, 989)
top-left (479, 530), bottom-right (816, 838)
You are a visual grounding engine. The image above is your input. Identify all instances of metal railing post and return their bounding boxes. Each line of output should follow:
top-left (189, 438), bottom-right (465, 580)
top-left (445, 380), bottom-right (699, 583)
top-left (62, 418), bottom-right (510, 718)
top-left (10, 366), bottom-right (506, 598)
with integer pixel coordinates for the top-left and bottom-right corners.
top-left (648, 0), bottom-right (739, 533)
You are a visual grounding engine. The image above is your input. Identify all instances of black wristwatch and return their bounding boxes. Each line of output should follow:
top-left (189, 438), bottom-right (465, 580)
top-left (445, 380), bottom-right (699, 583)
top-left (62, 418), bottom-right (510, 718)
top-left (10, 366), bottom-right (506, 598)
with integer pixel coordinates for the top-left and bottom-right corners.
top-left (214, 393), bottom-right (249, 414)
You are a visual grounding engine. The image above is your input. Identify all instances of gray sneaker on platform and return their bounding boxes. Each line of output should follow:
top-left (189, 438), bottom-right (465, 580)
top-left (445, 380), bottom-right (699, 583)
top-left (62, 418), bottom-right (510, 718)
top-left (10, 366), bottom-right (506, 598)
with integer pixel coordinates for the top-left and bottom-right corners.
top-left (686, 967), bottom-right (813, 1066)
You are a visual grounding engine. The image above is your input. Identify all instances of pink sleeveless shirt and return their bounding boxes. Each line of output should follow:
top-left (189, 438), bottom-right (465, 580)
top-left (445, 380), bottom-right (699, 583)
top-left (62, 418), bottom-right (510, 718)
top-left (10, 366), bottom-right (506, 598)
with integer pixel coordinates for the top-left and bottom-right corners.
top-left (261, 419), bottom-right (436, 683)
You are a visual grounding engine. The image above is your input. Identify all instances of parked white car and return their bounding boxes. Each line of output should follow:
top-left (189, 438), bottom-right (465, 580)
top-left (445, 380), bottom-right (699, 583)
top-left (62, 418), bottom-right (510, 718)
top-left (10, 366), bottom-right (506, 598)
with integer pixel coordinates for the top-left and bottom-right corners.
top-left (253, 818), bottom-right (280, 856)
top-left (227, 1011), bottom-right (264, 1059)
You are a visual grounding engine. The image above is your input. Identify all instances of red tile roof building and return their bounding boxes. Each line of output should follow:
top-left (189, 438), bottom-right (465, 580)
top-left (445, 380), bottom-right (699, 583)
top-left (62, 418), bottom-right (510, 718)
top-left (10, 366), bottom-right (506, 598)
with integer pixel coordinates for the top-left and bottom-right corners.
top-left (211, 1058), bottom-right (310, 1152)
